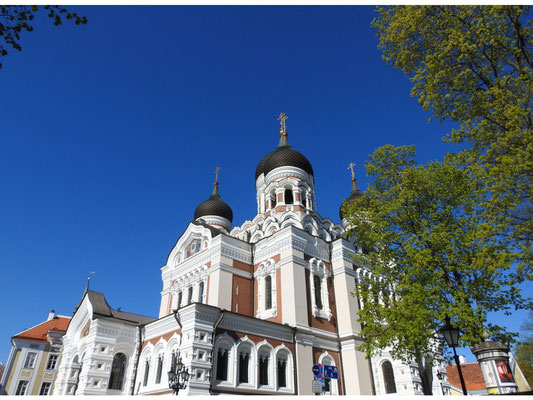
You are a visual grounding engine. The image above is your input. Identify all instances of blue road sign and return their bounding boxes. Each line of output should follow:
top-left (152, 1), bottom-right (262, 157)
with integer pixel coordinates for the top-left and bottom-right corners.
top-left (312, 363), bottom-right (322, 378)
top-left (323, 365), bottom-right (338, 379)
top-left (319, 378), bottom-right (325, 387)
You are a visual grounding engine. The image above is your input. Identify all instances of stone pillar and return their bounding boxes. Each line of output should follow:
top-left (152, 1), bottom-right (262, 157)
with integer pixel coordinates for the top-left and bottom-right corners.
top-left (472, 337), bottom-right (519, 394)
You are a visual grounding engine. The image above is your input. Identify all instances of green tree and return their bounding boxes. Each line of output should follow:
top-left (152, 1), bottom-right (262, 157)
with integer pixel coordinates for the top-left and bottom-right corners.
top-left (515, 310), bottom-right (533, 388)
top-left (342, 145), bottom-right (529, 393)
top-left (372, 6), bottom-right (533, 281)
top-left (0, 5), bottom-right (87, 69)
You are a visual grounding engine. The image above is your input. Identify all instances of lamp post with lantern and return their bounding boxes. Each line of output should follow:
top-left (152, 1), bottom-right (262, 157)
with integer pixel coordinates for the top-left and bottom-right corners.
top-left (439, 316), bottom-right (468, 395)
top-left (167, 354), bottom-right (190, 395)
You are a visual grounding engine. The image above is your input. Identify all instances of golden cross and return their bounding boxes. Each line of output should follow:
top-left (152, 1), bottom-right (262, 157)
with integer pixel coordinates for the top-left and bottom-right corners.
top-left (214, 166), bottom-right (220, 183)
top-left (277, 112), bottom-right (288, 135)
top-left (347, 162), bottom-right (356, 179)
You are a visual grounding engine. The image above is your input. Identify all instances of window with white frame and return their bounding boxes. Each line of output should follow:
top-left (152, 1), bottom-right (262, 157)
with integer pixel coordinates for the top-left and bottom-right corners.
top-left (276, 353), bottom-right (287, 388)
top-left (39, 381), bottom-right (51, 395)
top-left (176, 291), bottom-right (183, 309)
top-left (15, 380), bottom-right (29, 395)
top-left (198, 281), bottom-right (205, 303)
top-left (216, 349), bottom-right (229, 381)
top-left (382, 360), bottom-right (397, 394)
top-left (155, 354), bottom-right (164, 384)
top-left (186, 286), bottom-right (193, 304)
top-left (214, 336), bottom-right (234, 384)
top-left (24, 351), bottom-right (37, 368)
top-left (309, 258), bottom-right (332, 320)
top-left (257, 344), bottom-right (273, 388)
top-left (108, 353), bottom-right (127, 391)
top-left (46, 354), bottom-right (58, 370)
top-left (237, 346), bottom-right (251, 384)
top-left (255, 259), bottom-right (277, 319)
top-left (142, 358), bottom-right (150, 386)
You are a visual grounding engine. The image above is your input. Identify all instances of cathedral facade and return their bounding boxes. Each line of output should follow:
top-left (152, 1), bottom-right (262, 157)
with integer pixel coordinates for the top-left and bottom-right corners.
top-left (53, 118), bottom-right (449, 396)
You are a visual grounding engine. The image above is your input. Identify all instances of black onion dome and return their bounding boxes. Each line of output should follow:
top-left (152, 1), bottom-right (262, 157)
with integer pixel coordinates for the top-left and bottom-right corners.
top-left (194, 184), bottom-right (233, 222)
top-left (255, 152), bottom-right (273, 180)
top-left (339, 179), bottom-right (363, 220)
top-left (256, 134), bottom-right (313, 180)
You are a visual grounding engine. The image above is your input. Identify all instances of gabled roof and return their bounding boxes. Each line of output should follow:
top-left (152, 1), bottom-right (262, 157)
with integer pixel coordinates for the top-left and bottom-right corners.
top-left (445, 362), bottom-right (487, 391)
top-left (86, 290), bottom-right (155, 325)
top-left (12, 316), bottom-right (70, 343)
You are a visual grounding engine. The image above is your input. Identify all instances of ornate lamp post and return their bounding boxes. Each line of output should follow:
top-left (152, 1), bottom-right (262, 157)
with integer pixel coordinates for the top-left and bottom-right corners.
top-left (440, 316), bottom-right (468, 395)
top-left (168, 354), bottom-right (190, 395)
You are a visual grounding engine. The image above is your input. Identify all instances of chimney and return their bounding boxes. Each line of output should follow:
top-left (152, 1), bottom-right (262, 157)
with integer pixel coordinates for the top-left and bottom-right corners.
top-left (47, 310), bottom-right (56, 321)
top-left (459, 355), bottom-right (467, 364)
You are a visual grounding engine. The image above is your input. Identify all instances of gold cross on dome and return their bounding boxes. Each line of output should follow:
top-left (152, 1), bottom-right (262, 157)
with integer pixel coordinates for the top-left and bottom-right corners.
top-left (277, 112), bottom-right (288, 135)
top-left (214, 166), bottom-right (220, 183)
top-left (347, 162), bottom-right (356, 179)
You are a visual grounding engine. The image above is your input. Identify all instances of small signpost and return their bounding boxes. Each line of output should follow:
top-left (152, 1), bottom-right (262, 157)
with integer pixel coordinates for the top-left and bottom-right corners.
top-left (312, 379), bottom-right (323, 394)
top-left (323, 365), bottom-right (338, 380)
top-left (312, 363), bottom-right (324, 394)
top-left (312, 363), bottom-right (322, 378)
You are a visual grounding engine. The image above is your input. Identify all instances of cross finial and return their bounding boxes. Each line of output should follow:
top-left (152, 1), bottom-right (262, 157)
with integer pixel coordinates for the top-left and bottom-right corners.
top-left (347, 162), bottom-right (356, 180)
top-left (214, 166), bottom-right (220, 184)
top-left (277, 112), bottom-right (288, 136)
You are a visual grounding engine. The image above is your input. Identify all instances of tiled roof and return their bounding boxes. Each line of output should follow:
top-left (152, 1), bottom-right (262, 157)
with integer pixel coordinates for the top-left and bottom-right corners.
top-left (12, 316), bottom-right (70, 342)
top-left (446, 362), bottom-right (487, 391)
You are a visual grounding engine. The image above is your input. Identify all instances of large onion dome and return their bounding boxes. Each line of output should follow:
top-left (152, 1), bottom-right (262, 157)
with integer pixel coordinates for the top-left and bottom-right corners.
top-left (339, 178), bottom-right (363, 220)
top-left (194, 182), bottom-right (233, 222)
top-left (255, 131), bottom-right (313, 180)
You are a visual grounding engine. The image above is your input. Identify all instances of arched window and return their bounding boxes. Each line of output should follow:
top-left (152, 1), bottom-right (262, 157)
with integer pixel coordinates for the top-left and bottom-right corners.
top-left (143, 359), bottom-right (150, 386)
top-left (259, 354), bottom-right (269, 386)
top-left (216, 349), bottom-right (228, 381)
top-left (108, 353), bottom-right (127, 390)
top-left (265, 275), bottom-right (272, 310)
top-left (382, 361), bottom-right (397, 394)
top-left (177, 292), bottom-right (183, 309)
top-left (155, 354), bottom-right (164, 384)
top-left (284, 188), bottom-right (293, 204)
top-left (198, 281), bottom-right (204, 303)
top-left (314, 275), bottom-right (323, 310)
top-left (301, 189), bottom-right (308, 208)
top-left (238, 351), bottom-right (250, 383)
top-left (187, 287), bottom-right (193, 305)
top-left (270, 190), bottom-right (277, 209)
top-left (277, 356), bottom-right (287, 388)
top-left (171, 350), bottom-right (178, 370)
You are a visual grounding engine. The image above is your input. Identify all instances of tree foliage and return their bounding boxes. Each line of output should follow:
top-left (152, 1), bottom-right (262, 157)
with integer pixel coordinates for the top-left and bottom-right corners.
top-left (0, 5), bottom-right (87, 69)
top-left (372, 6), bottom-right (533, 281)
top-left (343, 145), bottom-right (529, 365)
top-left (515, 310), bottom-right (533, 388)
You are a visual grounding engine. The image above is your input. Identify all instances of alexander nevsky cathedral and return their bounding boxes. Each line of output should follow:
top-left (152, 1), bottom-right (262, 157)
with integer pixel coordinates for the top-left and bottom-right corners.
top-left (51, 115), bottom-right (450, 396)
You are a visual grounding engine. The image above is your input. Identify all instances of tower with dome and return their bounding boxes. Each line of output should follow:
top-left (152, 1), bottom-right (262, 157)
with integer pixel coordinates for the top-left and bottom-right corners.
top-left (52, 115), bottom-right (449, 396)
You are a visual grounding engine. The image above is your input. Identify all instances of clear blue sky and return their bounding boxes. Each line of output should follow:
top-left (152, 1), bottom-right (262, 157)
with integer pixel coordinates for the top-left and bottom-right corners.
top-left (0, 6), bottom-right (529, 365)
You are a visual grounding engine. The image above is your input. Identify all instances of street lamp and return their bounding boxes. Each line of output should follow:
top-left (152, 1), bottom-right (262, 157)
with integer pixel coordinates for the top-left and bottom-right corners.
top-left (168, 354), bottom-right (190, 395)
top-left (440, 316), bottom-right (468, 396)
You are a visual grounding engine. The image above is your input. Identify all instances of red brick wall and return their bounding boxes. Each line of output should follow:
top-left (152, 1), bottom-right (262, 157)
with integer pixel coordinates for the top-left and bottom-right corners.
top-left (142, 329), bottom-right (181, 349)
top-left (232, 275), bottom-right (252, 316)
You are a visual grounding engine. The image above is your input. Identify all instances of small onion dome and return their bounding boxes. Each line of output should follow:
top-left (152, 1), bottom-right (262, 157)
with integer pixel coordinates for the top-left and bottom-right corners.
top-left (339, 178), bottom-right (363, 220)
top-left (255, 132), bottom-right (313, 180)
top-left (194, 182), bottom-right (233, 222)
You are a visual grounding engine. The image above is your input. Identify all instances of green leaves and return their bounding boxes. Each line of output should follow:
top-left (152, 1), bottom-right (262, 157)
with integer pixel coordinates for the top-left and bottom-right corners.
top-left (344, 145), bottom-right (530, 363)
top-left (0, 5), bottom-right (87, 69)
top-left (372, 6), bottom-right (533, 281)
